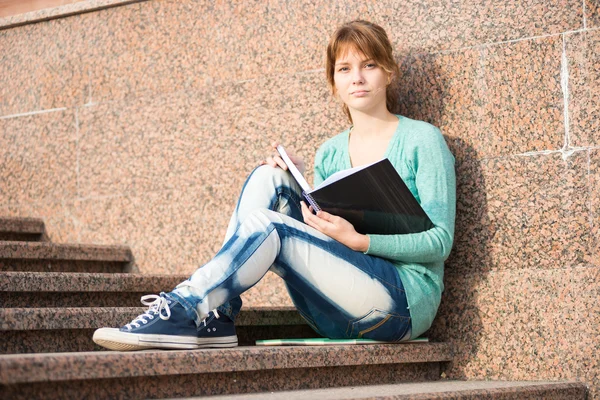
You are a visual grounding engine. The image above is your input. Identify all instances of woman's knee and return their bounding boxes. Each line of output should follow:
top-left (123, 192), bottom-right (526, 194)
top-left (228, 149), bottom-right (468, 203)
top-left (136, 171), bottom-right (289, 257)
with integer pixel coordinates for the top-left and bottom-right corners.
top-left (249, 165), bottom-right (295, 188)
top-left (242, 208), bottom-right (283, 231)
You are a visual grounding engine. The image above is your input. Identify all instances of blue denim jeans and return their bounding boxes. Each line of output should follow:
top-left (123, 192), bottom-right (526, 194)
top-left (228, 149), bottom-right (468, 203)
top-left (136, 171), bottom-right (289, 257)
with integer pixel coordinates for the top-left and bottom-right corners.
top-left (170, 166), bottom-right (411, 341)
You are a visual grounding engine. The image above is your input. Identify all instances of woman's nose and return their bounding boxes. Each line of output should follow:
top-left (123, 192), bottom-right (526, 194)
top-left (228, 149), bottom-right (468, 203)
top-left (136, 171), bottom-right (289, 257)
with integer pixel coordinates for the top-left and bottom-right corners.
top-left (352, 70), bottom-right (364, 84)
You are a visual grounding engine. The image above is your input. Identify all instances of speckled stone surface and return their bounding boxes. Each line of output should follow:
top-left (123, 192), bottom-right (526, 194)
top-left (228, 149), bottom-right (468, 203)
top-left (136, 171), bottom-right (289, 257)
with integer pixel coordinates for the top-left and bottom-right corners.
top-left (197, 381), bottom-right (587, 400)
top-left (398, 48), bottom-right (487, 162)
top-left (566, 30), bottom-right (600, 148)
top-left (0, 306), bottom-right (313, 353)
top-left (0, 259), bottom-right (131, 273)
top-left (0, 23), bottom-right (89, 116)
top-left (0, 241), bottom-right (132, 261)
top-left (0, 110), bottom-right (78, 204)
top-left (450, 151), bottom-right (590, 274)
top-left (430, 267), bottom-right (581, 381)
top-left (0, 216), bottom-right (47, 241)
top-left (0, 271), bottom-right (186, 292)
top-left (76, 73), bottom-right (341, 199)
top-left (0, 217), bottom-right (45, 234)
top-left (0, 241), bottom-right (134, 274)
top-left (0, 0), bottom-right (599, 397)
top-left (435, 146), bottom-right (597, 385)
top-left (0, 0), bottom-right (146, 29)
top-left (481, 36), bottom-right (565, 157)
top-left (591, 149), bottom-right (600, 265)
top-left (0, 306), bottom-right (303, 330)
top-left (400, 36), bottom-right (564, 161)
top-left (571, 265), bottom-right (600, 399)
top-left (0, 201), bottom-right (78, 243)
top-left (1, 291), bottom-right (145, 307)
top-left (0, 1), bottom-right (583, 116)
top-left (2, 325), bottom-right (318, 354)
top-left (586, 0), bottom-right (600, 28)
top-left (0, 241), bottom-right (133, 272)
top-left (0, 271), bottom-right (188, 306)
top-left (0, 343), bottom-right (450, 383)
top-left (1, 362), bottom-right (440, 400)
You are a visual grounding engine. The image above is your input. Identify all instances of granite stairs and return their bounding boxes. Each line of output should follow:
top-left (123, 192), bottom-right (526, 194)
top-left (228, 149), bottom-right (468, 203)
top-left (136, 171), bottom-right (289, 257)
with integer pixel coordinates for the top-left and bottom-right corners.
top-left (0, 216), bottom-right (588, 399)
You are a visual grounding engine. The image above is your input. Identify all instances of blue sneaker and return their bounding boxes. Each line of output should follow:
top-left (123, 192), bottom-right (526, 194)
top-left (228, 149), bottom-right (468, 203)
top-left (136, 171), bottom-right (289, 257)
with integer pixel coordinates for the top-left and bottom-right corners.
top-left (93, 293), bottom-right (238, 351)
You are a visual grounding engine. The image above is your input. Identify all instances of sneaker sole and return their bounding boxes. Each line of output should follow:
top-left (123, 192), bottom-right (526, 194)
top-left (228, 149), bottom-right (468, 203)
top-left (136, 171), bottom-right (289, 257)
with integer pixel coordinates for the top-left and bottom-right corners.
top-left (93, 328), bottom-right (238, 351)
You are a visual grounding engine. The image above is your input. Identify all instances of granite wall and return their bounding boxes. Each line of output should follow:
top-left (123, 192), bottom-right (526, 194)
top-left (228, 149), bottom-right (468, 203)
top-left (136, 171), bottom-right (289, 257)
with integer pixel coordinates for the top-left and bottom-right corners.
top-left (0, 0), bottom-right (598, 396)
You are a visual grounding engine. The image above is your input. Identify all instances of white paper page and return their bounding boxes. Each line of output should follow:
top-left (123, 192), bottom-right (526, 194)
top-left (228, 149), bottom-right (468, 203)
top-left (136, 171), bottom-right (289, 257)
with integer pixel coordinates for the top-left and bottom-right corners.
top-left (276, 145), bottom-right (312, 192)
top-left (314, 158), bottom-right (385, 191)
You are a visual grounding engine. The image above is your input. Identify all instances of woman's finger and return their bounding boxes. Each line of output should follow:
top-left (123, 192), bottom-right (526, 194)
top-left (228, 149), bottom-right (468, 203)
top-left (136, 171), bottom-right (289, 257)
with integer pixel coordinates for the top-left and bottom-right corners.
top-left (273, 155), bottom-right (288, 170)
top-left (303, 203), bottom-right (331, 231)
top-left (316, 210), bottom-right (332, 221)
top-left (301, 202), bottom-right (318, 226)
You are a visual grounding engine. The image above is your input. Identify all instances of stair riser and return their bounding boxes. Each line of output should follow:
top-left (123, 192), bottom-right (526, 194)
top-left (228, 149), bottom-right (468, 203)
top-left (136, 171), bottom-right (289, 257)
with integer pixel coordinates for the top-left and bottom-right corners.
top-left (2, 326), bottom-right (318, 354)
top-left (434, 388), bottom-right (587, 400)
top-left (0, 292), bottom-right (148, 307)
top-left (0, 233), bottom-right (45, 241)
top-left (1, 363), bottom-right (440, 400)
top-left (0, 260), bottom-right (130, 273)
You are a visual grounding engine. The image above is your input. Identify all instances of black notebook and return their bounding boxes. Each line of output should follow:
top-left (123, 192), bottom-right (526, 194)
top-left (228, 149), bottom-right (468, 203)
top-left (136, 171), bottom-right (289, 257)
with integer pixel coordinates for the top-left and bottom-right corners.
top-left (276, 145), bottom-right (434, 235)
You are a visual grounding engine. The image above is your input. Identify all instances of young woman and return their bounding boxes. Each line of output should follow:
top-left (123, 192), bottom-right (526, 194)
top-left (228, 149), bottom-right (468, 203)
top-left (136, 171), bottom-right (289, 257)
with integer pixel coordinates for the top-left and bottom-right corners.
top-left (93, 20), bottom-right (456, 350)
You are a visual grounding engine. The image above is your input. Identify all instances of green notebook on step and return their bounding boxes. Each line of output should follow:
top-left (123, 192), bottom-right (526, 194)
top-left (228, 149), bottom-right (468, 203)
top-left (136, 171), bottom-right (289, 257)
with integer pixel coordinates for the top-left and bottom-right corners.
top-left (255, 338), bottom-right (429, 346)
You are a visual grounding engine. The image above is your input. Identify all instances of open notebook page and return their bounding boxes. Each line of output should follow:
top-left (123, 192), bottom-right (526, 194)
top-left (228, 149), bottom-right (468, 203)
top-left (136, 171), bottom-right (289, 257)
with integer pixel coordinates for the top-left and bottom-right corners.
top-left (277, 145), bottom-right (385, 193)
top-left (315, 158), bottom-right (384, 191)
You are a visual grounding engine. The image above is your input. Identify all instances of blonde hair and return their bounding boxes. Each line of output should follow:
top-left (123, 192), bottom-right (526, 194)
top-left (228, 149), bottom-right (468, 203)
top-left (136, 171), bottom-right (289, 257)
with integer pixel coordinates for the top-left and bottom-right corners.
top-left (326, 20), bottom-right (400, 123)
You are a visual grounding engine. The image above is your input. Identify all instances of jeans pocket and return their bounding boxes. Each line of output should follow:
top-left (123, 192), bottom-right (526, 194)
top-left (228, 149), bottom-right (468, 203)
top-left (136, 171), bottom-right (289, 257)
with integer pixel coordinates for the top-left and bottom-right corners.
top-left (346, 308), bottom-right (410, 342)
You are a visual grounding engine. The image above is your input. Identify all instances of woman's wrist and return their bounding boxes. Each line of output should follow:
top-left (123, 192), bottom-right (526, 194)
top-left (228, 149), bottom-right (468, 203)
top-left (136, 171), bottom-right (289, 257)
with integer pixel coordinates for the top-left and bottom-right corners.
top-left (352, 233), bottom-right (370, 252)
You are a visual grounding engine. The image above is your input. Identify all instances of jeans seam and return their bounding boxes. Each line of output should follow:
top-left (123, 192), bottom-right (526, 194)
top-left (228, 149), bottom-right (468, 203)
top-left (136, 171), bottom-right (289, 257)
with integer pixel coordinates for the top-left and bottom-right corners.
top-left (274, 186), bottom-right (303, 218)
top-left (167, 291), bottom-right (193, 309)
top-left (200, 224), bottom-right (278, 304)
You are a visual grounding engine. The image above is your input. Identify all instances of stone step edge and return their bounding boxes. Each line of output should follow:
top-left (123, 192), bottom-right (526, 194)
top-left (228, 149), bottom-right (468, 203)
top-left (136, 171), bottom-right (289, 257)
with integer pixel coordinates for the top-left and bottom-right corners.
top-left (0, 241), bottom-right (132, 261)
top-left (199, 381), bottom-right (587, 400)
top-left (0, 241), bottom-right (132, 262)
top-left (0, 342), bottom-right (452, 384)
top-left (0, 271), bottom-right (189, 292)
top-left (0, 306), bottom-right (305, 330)
top-left (0, 217), bottom-right (45, 235)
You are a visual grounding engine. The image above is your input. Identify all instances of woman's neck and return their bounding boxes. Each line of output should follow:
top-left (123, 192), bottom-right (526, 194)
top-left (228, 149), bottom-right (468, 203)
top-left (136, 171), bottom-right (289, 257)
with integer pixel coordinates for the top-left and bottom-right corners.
top-left (349, 108), bottom-right (398, 138)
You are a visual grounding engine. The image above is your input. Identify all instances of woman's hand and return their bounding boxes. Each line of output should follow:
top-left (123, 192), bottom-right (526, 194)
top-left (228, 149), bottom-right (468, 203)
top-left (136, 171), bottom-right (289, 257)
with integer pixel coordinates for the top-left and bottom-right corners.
top-left (300, 201), bottom-right (369, 252)
top-left (259, 141), bottom-right (305, 174)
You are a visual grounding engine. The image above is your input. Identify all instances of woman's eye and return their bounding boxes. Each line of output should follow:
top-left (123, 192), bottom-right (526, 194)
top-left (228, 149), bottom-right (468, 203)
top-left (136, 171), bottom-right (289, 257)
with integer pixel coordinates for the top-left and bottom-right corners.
top-left (338, 67), bottom-right (349, 72)
top-left (364, 63), bottom-right (376, 68)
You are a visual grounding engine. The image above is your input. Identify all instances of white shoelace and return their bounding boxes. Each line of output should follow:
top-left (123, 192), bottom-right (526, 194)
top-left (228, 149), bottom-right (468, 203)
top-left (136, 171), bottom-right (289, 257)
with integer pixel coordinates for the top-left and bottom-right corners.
top-left (125, 294), bottom-right (172, 330)
top-left (125, 294), bottom-right (222, 330)
top-left (204, 309), bottom-right (219, 326)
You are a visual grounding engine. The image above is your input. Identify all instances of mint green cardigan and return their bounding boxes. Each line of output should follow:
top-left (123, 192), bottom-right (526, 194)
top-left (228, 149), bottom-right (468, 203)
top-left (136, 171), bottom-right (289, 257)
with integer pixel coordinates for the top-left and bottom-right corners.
top-left (313, 115), bottom-right (456, 338)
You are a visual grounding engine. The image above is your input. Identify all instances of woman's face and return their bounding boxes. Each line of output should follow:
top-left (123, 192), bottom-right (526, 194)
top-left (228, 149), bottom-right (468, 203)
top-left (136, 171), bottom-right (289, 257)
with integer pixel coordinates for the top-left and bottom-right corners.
top-left (333, 49), bottom-right (390, 114)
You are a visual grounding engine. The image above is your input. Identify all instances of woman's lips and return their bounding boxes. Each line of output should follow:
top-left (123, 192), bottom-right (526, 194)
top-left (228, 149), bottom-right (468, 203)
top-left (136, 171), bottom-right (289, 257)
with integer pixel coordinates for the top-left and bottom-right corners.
top-left (351, 90), bottom-right (369, 97)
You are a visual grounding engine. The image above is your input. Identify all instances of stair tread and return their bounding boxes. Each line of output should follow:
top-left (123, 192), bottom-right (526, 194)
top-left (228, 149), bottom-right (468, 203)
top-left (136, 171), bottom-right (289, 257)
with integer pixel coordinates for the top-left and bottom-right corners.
top-left (0, 343), bottom-right (452, 384)
top-left (0, 241), bottom-right (132, 261)
top-left (0, 306), bottom-right (305, 330)
top-left (0, 217), bottom-right (45, 234)
top-left (0, 271), bottom-right (187, 292)
top-left (197, 381), bottom-right (587, 400)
